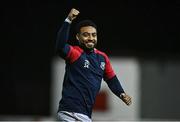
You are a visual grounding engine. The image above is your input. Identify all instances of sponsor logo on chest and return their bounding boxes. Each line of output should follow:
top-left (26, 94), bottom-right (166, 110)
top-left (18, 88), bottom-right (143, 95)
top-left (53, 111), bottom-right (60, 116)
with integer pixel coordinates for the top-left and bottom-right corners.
top-left (100, 62), bottom-right (105, 70)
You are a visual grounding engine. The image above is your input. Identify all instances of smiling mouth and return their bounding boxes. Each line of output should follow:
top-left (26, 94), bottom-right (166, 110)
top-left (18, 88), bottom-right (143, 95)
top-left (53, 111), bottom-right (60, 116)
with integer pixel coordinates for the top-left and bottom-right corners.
top-left (85, 42), bottom-right (95, 48)
top-left (87, 42), bottom-right (94, 45)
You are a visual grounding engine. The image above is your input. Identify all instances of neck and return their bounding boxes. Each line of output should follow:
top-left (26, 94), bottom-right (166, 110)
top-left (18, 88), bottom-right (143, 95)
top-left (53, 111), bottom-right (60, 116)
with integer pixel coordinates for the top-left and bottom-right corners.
top-left (79, 44), bottom-right (94, 53)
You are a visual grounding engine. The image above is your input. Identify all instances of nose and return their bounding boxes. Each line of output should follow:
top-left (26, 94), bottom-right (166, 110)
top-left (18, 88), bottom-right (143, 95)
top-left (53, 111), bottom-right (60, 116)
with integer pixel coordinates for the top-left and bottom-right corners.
top-left (88, 34), bottom-right (94, 40)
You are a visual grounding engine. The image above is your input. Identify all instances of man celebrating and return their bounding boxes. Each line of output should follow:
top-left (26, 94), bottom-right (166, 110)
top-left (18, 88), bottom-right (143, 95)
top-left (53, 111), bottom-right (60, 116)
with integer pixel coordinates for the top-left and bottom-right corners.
top-left (55, 8), bottom-right (132, 122)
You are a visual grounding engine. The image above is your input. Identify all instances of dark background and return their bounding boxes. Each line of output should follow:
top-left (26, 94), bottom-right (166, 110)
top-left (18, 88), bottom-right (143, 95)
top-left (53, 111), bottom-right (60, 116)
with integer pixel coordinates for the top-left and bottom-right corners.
top-left (1, 0), bottom-right (180, 120)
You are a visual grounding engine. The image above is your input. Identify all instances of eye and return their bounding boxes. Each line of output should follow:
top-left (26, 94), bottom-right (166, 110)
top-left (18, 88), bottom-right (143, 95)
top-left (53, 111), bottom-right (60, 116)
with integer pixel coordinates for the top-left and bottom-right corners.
top-left (81, 32), bottom-right (89, 37)
top-left (81, 32), bottom-right (97, 38)
top-left (92, 33), bottom-right (97, 37)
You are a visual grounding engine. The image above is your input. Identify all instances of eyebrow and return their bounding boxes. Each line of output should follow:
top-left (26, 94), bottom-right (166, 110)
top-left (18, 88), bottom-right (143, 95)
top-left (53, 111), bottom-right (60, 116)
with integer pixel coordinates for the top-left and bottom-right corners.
top-left (81, 32), bottom-right (97, 34)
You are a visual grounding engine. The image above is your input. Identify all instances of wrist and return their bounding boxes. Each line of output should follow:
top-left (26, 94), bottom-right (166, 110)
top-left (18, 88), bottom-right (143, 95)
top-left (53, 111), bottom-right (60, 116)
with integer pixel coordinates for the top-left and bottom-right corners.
top-left (65, 17), bottom-right (72, 24)
top-left (120, 93), bottom-right (126, 99)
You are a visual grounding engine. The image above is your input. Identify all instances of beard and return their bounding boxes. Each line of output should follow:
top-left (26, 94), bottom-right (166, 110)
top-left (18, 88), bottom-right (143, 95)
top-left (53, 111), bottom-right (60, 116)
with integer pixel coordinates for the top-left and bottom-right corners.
top-left (85, 42), bottom-right (95, 49)
top-left (79, 41), bottom-right (97, 51)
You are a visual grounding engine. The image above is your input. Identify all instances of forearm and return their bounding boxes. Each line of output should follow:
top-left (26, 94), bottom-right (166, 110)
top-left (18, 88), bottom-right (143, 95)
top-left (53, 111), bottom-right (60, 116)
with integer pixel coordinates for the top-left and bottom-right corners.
top-left (55, 20), bottom-right (71, 52)
top-left (106, 75), bottom-right (125, 98)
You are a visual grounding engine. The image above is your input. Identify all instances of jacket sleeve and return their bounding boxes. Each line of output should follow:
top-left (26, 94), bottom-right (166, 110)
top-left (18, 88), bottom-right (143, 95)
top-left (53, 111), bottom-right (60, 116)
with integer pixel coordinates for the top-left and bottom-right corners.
top-left (55, 21), bottom-right (71, 59)
top-left (105, 75), bottom-right (125, 98)
top-left (103, 54), bottom-right (125, 98)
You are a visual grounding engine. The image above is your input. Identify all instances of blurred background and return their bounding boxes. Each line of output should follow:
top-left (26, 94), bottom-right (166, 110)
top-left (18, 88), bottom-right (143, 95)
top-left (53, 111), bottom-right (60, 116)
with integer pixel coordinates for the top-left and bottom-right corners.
top-left (1, 0), bottom-right (180, 121)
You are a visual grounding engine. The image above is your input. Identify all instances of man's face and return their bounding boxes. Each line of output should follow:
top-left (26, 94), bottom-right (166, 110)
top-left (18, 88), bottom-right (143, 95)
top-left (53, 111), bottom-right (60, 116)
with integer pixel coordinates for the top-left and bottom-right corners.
top-left (76, 26), bottom-right (97, 50)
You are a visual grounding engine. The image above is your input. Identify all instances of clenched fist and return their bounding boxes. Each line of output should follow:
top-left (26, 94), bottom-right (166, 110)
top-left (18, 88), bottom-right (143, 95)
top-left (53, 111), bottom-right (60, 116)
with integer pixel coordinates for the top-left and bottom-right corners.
top-left (67, 8), bottom-right (80, 22)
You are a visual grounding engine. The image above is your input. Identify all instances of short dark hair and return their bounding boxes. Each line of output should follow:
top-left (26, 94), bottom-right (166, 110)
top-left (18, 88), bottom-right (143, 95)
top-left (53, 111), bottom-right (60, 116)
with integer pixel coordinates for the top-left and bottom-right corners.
top-left (75, 20), bottom-right (97, 34)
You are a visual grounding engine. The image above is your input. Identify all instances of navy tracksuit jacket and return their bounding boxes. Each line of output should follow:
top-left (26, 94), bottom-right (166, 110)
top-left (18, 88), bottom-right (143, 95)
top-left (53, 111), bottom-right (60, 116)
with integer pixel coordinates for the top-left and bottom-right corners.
top-left (55, 21), bottom-right (125, 118)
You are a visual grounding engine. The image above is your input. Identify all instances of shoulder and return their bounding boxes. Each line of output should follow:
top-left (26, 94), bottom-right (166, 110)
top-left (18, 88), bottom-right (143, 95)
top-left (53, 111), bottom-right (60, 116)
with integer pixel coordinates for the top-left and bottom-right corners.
top-left (66, 45), bottom-right (84, 63)
top-left (94, 48), bottom-right (108, 58)
top-left (94, 48), bottom-right (110, 61)
top-left (70, 45), bottom-right (84, 53)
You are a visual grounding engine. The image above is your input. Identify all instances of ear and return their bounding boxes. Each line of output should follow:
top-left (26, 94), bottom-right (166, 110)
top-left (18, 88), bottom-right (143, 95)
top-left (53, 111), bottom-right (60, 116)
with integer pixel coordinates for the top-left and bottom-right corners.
top-left (76, 34), bottom-right (79, 41)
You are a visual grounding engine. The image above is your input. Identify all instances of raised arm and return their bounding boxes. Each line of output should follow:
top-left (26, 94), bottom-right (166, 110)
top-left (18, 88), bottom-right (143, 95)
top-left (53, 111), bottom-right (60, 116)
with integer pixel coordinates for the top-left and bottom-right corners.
top-left (55, 8), bottom-right (80, 58)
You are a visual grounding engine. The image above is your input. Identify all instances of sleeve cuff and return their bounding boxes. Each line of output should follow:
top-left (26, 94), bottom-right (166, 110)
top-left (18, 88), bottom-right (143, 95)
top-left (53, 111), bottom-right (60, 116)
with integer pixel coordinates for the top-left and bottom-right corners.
top-left (65, 18), bottom-right (72, 24)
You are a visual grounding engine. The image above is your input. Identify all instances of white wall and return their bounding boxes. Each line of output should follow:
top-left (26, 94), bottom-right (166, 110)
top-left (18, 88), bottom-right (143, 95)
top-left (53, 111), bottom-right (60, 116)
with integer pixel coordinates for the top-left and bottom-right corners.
top-left (51, 57), bottom-right (140, 121)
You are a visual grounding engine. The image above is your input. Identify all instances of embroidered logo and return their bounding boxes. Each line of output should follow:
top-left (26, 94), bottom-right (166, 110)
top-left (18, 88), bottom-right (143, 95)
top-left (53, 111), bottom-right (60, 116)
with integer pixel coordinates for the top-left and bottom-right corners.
top-left (84, 60), bottom-right (90, 68)
top-left (100, 62), bottom-right (105, 70)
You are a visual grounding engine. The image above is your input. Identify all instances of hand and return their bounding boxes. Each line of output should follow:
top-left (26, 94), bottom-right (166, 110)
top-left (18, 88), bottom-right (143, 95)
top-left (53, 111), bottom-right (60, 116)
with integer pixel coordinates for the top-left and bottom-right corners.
top-left (67, 8), bottom-right (80, 22)
top-left (120, 93), bottom-right (132, 106)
